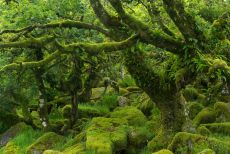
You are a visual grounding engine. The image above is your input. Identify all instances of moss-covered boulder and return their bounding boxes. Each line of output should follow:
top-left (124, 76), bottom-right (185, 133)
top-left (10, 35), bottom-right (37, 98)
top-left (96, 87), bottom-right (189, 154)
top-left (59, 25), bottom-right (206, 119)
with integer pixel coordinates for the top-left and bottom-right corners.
top-left (111, 106), bottom-right (147, 126)
top-left (193, 108), bottom-right (216, 126)
top-left (152, 149), bottom-right (173, 154)
top-left (168, 132), bottom-right (230, 153)
top-left (3, 141), bottom-right (19, 154)
top-left (197, 149), bottom-right (215, 154)
top-left (26, 132), bottom-right (65, 154)
top-left (86, 117), bottom-right (128, 153)
top-left (43, 150), bottom-right (64, 154)
top-left (188, 102), bottom-right (204, 119)
top-left (214, 102), bottom-right (230, 122)
top-left (0, 122), bottom-right (31, 147)
top-left (200, 122), bottom-right (230, 135)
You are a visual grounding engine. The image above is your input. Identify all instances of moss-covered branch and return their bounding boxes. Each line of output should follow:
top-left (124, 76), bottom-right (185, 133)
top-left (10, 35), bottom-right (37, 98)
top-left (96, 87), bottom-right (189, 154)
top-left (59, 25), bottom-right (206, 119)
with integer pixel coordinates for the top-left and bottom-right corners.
top-left (0, 20), bottom-right (110, 36)
top-left (56, 34), bottom-right (138, 54)
top-left (0, 50), bottom-right (61, 73)
top-left (162, 0), bottom-right (206, 43)
top-left (89, 0), bottom-right (124, 30)
top-left (0, 36), bottom-right (54, 49)
top-left (108, 0), bottom-right (183, 54)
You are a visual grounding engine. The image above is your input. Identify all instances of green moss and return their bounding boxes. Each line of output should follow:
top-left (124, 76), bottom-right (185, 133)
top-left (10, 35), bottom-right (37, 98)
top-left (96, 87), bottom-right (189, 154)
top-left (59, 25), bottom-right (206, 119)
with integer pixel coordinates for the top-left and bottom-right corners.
top-left (197, 126), bottom-right (211, 136)
top-left (188, 102), bottom-right (204, 119)
top-left (43, 150), bottom-right (64, 154)
top-left (182, 85), bottom-right (199, 101)
top-left (197, 149), bottom-right (215, 154)
top-left (152, 149), bottom-right (173, 154)
top-left (128, 126), bottom-right (153, 147)
top-left (26, 132), bottom-right (65, 154)
top-left (119, 88), bottom-right (129, 96)
top-left (86, 132), bottom-right (113, 154)
top-left (86, 117), bottom-right (128, 153)
top-left (126, 86), bottom-right (141, 92)
top-left (193, 108), bottom-right (216, 126)
top-left (214, 102), bottom-right (230, 122)
top-left (63, 143), bottom-right (85, 154)
top-left (201, 122), bottom-right (230, 135)
top-left (168, 132), bottom-right (230, 153)
top-left (137, 97), bottom-right (154, 116)
top-left (111, 106), bottom-right (147, 126)
top-left (3, 141), bottom-right (19, 154)
top-left (62, 105), bottom-right (72, 118)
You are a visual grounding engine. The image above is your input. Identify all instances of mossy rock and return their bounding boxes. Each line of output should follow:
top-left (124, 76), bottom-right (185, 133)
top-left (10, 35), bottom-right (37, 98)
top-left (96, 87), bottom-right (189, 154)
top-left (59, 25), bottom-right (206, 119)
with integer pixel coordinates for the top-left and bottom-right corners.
top-left (128, 126), bottom-right (153, 147)
top-left (86, 132), bottom-right (113, 154)
top-left (86, 117), bottom-right (128, 153)
top-left (43, 150), bottom-right (64, 154)
top-left (26, 132), bottom-right (65, 154)
top-left (168, 132), bottom-right (230, 153)
top-left (152, 149), bottom-right (173, 154)
top-left (63, 143), bottom-right (85, 154)
top-left (197, 126), bottom-right (211, 136)
top-left (117, 96), bottom-right (130, 107)
top-left (3, 141), bottom-right (19, 154)
top-left (201, 122), bottom-right (230, 135)
top-left (111, 106), bottom-right (147, 126)
top-left (188, 102), bottom-right (204, 119)
top-left (193, 108), bottom-right (216, 126)
top-left (214, 102), bottom-right (230, 122)
top-left (197, 149), bottom-right (215, 154)
top-left (0, 122), bottom-right (31, 147)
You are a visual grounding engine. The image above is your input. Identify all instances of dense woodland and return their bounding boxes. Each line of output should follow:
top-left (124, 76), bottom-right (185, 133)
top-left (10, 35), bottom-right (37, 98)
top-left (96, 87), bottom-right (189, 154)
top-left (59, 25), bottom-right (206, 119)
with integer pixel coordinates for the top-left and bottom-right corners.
top-left (0, 0), bottom-right (229, 154)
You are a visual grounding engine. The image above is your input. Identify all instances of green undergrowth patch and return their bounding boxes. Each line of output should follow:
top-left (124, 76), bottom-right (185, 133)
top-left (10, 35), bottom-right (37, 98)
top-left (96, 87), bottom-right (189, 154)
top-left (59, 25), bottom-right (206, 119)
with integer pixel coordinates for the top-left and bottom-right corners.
top-left (78, 103), bottom-right (110, 117)
top-left (9, 127), bottom-right (42, 154)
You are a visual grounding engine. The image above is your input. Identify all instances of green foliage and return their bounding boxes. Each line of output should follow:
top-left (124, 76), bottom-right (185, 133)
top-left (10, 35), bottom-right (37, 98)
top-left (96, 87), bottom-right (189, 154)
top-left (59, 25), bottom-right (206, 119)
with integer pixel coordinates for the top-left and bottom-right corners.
top-left (98, 94), bottom-right (118, 110)
top-left (118, 75), bottom-right (136, 88)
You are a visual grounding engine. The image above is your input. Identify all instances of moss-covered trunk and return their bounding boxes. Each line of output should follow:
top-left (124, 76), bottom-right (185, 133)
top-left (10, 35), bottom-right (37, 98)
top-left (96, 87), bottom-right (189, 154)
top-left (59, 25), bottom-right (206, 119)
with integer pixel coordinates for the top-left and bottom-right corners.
top-left (124, 48), bottom-right (185, 150)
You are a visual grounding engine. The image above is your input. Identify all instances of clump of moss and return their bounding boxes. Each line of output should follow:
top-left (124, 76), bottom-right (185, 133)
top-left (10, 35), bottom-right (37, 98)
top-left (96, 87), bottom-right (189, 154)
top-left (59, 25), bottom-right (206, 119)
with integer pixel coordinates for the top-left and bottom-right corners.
top-left (201, 122), bottom-right (230, 135)
top-left (3, 141), bottom-right (19, 154)
top-left (62, 132), bottom-right (86, 150)
top-left (193, 107), bottom-right (216, 126)
top-left (86, 117), bottom-right (128, 153)
top-left (197, 126), bottom-right (211, 136)
top-left (188, 102), bottom-right (204, 119)
top-left (152, 149), bottom-right (173, 154)
top-left (182, 85), bottom-right (199, 101)
top-left (110, 106), bottom-right (147, 126)
top-left (62, 105), bottom-right (72, 119)
top-left (214, 102), bottom-right (230, 122)
top-left (168, 132), bottom-right (230, 153)
top-left (26, 132), bottom-right (65, 154)
top-left (128, 126), bottom-right (153, 147)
